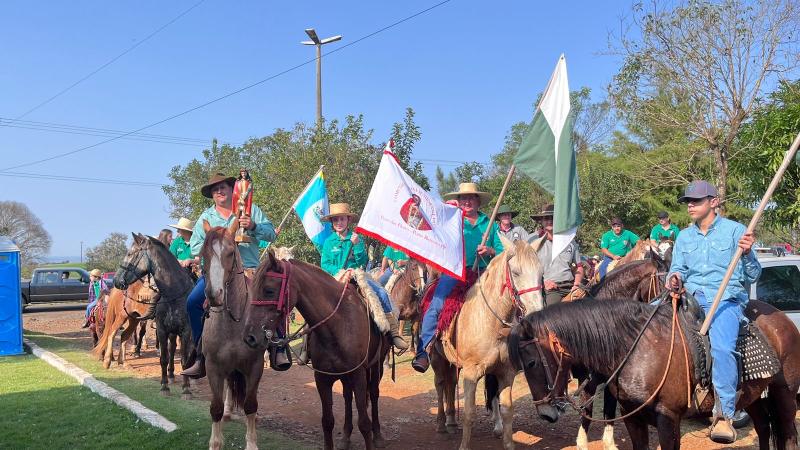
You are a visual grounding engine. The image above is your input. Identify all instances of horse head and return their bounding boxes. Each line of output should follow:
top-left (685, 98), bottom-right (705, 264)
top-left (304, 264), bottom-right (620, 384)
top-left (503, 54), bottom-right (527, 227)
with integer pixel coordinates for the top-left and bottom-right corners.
top-left (200, 222), bottom-right (244, 309)
top-left (491, 234), bottom-right (545, 315)
top-left (115, 233), bottom-right (153, 290)
top-left (243, 249), bottom-right (291, 353)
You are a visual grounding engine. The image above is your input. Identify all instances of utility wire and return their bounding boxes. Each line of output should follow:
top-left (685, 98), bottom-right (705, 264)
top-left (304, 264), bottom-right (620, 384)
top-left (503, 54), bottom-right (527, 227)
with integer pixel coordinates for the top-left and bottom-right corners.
top-left (1, 0), bottom-right (453, 173)
top-left (14, 0), bottom-right (207, 120)
top-left (0, 170), bottom-right (163, 187)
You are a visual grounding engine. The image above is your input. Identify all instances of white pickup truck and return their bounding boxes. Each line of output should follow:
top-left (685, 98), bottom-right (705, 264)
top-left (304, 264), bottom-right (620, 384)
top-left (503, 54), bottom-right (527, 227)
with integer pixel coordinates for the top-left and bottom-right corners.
top-left (749, 251), bottom-right (800, 330)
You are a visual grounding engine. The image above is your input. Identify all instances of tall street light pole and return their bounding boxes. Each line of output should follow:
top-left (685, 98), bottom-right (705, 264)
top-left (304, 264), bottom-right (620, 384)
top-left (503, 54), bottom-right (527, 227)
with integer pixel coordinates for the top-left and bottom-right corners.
top-left (302, 28), bottom-right (341, 125)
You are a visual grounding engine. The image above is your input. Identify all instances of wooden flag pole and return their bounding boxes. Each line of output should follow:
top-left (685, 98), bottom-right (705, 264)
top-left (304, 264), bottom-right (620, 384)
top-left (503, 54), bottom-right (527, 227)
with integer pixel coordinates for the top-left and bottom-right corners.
top-left (472, 164), bottom-right (516, 271)
top-left (699, 131), bottom-right (800, 335)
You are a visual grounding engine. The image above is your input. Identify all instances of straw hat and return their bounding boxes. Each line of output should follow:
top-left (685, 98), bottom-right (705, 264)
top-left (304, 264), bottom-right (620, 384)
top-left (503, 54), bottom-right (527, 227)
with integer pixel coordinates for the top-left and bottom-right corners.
top-left (530, 204), bottom-right (554, 221)
top-left (89, 269), bottom-right (102, 277)
top-left (169, 217), bottom-right (195, 232)
top-left (442, 182), bottom-right (492, 204)
top-left (321, 203), bottom-right (359, 222)
top-left (201, 172), bottom-right (236, 198)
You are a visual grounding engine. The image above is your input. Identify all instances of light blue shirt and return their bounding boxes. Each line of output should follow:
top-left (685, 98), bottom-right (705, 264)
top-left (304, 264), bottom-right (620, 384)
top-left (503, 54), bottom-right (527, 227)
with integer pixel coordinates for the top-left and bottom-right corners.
top-left (189, 204), bottom-right (276, 268)
top-left (669, 215), bottom-right (761, 304)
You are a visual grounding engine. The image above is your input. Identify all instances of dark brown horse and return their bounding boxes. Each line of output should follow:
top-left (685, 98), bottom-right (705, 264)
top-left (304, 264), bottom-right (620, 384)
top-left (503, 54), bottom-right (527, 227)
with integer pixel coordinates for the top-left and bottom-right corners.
top-left (200, 225), bottom-right (270, 450)
top-left (509, 299), bottom-right (800, 450)
top-left (245, 252), bottom-right (390, 450)
top-left (385, 259), bottom-right (428, 349)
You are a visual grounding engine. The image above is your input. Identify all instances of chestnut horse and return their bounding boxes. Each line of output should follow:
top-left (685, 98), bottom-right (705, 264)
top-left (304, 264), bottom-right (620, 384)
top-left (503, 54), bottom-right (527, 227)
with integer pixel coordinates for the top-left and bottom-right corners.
top-left (510, 299), bottom-right (800, 450)
top-left (385, 259), bottom-right (428, 349)
top-left (92, 278), bottom-right (157, 367)
top-left (245, 252), bottom-right (391, 450)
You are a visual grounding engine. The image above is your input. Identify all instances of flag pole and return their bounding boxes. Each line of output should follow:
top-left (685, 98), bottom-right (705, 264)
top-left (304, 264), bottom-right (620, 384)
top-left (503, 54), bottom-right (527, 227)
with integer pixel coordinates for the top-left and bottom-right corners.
top-left (699, 131), bottom-right (800, 335)
top-left (472, 164), bottom-right (516, 271)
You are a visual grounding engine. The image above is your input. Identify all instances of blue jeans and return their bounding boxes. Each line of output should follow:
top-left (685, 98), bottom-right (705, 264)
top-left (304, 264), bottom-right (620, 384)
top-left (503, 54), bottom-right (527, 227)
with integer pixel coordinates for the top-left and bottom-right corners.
top-left (378, 267), bottom-right (393, 286)
top-left (187, 276), bottom-right (206, 346)
top-left (695, 290), bottom-right (745, 417)
top-left (85, 298), bottom-right (98, 319)
top-left (598, 256), bottom-right (614, 279)
top-left (365, 278), bottom-right (393, 313)
top-left (417, 274), bottom-right (459, 357)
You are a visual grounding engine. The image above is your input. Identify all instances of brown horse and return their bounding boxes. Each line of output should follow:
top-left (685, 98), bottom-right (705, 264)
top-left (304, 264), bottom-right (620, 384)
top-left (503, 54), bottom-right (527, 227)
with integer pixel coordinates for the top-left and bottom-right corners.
top-left (245, 252), bottom-right (391, 450)
top-left (385, 259), bottom-right (428, 349)
top-left (199, 224), bottom-right (270, 450)
top-left (92, 279), bottom-right (157, 367)
top-left (510, 299), bottom-right (800, 450)
top-left (430, 237), bottom-right (545, 449)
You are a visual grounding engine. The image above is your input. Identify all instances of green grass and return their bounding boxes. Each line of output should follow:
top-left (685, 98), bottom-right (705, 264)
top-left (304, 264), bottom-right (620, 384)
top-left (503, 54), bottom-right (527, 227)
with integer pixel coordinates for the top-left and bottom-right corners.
top-left (5, 331), bottom-right (305, 450)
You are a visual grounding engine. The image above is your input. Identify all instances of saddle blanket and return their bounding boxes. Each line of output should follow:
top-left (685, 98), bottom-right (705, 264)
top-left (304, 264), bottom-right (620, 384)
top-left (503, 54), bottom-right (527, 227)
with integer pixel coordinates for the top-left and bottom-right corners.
top-left (334, 268), bottom-right (390, 333)
top-left (420, 271), bottom-right (478, 335)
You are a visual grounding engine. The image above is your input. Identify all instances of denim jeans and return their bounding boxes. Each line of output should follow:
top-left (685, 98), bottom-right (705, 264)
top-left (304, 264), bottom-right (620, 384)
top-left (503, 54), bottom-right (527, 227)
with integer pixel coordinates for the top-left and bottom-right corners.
top-left (365, 278), bottom-right (393, 313)
top-left (187, 276), bottom-right (206, 346)
top-left (378, 267), bottom-right (393, 286)
top-left (417, 274), bottom-right (459, 357)
top-left (85, 299), bottom-right (98, 319)
top-left (598, 256), bottom-right (614, 279)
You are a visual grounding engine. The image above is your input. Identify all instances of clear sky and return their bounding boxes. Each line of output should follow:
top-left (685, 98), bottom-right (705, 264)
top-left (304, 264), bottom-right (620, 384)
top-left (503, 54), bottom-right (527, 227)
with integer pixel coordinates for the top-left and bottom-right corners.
top-left (1, 0), bottom-right (631, 258)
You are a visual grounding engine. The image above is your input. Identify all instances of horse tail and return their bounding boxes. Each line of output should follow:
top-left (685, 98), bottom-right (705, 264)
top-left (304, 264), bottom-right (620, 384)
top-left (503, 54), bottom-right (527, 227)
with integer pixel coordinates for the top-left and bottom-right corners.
top-left (92, 297), bottom-right (118, 357)
top-left (484, 373), bottom-right (499, 412)
top-left (227, 370), bottom-right (246, 410)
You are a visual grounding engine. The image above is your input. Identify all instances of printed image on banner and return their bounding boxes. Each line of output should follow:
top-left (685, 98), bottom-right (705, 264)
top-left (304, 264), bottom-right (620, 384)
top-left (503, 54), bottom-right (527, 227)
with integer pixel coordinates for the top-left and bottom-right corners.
top-left (356, 142), bottom-right (465, 280)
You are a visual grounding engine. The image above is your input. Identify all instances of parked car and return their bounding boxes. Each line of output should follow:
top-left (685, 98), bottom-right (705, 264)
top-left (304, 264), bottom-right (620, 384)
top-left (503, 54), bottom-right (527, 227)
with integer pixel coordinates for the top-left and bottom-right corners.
top-left (749, 253), bottom-right (800, 330)
top-left (102, 271), bottom-right (115, 289)
top-left (21, 267), bottom-right (91, 310)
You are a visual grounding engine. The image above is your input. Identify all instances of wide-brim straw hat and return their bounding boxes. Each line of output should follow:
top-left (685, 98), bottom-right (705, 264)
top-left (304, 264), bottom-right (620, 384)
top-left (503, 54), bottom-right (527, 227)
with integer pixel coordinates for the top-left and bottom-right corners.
top-left (531, 204), bottom-right (555, 221)
top-left (442, 182), bottom-right (492, 204)
top-left (321, 203), bottom-right (359, 222)
top-left (89, 269), bottom-right (102, 277)
top-left (201, 172), bottom-right (236, 198)
top-left (495, 204), bottom-right (518, 218)
top-left (169, 217), bottom-right (195, 232)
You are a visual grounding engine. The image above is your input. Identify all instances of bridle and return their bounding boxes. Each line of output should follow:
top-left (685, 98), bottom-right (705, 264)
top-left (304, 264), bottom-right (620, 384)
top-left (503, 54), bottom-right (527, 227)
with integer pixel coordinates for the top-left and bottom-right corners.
top-left (206, 243), bottom-right (246, 322)
top-left (515, 333), bottom-right (573, 408)
top-left (479, 254), bottom-right (542, 327)
top-left (251, 259), bottom-right (293, 344)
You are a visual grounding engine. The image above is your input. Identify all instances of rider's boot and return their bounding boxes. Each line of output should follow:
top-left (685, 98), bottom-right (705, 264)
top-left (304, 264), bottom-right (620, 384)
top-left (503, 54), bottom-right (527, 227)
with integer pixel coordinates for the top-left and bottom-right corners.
top-left (386, 313), bottom-right (409, 350)
top-left (181, 343), bottom-right (206, 379)
top-left (709, 417), bottom-right (737, 444)
top-left (412, 351), bottom-right (429, 373)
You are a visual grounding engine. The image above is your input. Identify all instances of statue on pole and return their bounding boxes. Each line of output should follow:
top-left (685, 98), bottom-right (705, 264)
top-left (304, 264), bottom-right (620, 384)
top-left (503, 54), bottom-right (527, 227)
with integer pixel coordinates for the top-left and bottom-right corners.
top-left (232, 168), bottom-right (254, 243)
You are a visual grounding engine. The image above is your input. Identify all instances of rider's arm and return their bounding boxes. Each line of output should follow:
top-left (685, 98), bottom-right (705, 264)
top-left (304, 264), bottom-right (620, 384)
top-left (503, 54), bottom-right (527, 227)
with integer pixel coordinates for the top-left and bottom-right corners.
top-left (667, 233), bottom-right (689, 285)
top-left (489, 223), bottom-right (504, 256)
top-left (733, 224), bottom-right (762, 283)
top-left (352, 238), bottom-right (367, 268)
top-left (320, 239), bottom-right (339, 276)
top-left (249, 205), bottom-right (277, 243)
top-left (380, 256), bottom-right (390, 272)
top-left (188, 212), bottom-right (207, 258)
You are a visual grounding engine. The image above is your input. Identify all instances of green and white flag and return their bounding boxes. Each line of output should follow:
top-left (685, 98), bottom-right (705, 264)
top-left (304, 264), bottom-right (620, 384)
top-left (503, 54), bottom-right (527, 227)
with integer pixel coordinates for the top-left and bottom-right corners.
top-left (514, 54), bottom-right (582, 262)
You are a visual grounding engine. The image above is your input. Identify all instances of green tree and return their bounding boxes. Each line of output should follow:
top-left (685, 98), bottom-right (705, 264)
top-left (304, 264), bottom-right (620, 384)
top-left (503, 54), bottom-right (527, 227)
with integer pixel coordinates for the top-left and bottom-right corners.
top-left (86, 233), bottom-right (128, 272)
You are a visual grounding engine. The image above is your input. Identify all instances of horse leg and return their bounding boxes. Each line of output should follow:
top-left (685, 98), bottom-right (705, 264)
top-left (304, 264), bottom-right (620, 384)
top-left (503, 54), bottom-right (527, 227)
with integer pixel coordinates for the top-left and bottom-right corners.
top-left (338, 382), bottom-right (353, 450)
top-left (622, 415), bottom-right (649, 450)
top-left (574, 373), bottom-right (595, 450)
top-left (223, 380), bottom-right (233, 420)
top-left (208, 370), bottom-right (226, 450)
top-left (444, 364), bottom-right (458, 433)
top-left (768, 382), bottom-right (798, 450)
top-left (458, 367), bottom-right (480, 450)
top-left (315, 374), bottom-right (336, 450)
top-left (601, 386), bottom-right (619, 450)
top-left (168, 334), bottom-right (177, 382)
top-left (351, 371), bottom-right (374, 450)
top-left (745, 398), bottom-right (772, 450)
top-left (243, 367), bottom-right (263, 450)
top-left (157, 327), bottom-right (170, 395)
top-left (370, 364), bottom-right (386, 448)
top-left (180, 327), bottom-right (193, 399)
top-left (134, 320), bottom-right (146, 356)
top-left (655, 412), bottom-right (681, 450)
top-left (102, 319), bottom-right (117, 368)
top-left (497, 372), bottom-right (516, 450)
top-left (118, 321), bottom-right (137, 366)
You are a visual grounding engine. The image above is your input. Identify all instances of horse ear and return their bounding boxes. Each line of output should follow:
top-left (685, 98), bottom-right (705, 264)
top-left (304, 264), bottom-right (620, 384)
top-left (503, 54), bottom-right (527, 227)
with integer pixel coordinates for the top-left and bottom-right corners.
top-left (529, 236), bottom-right (546, 253)
top-left (131, 232), bottom-right (140, 244)
top-left (228, 217), bottom-right (240, 236)
top-left (264, 249), bottom-right (278, 270)
top-left (202, 219), bottom-right (212, 233)
top-left (498, 234), bottom-right (514, 255)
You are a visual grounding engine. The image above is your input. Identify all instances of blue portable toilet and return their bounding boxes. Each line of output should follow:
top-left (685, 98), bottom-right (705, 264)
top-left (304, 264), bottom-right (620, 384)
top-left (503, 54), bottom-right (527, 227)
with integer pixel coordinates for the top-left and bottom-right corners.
top-left (0, 237), bottom-right (23, 355)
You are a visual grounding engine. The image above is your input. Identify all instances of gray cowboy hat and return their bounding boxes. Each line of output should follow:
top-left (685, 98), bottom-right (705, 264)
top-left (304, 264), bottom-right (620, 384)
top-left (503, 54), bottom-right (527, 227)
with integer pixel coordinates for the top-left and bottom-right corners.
top-left (201, 172), bottom-right (236, 199)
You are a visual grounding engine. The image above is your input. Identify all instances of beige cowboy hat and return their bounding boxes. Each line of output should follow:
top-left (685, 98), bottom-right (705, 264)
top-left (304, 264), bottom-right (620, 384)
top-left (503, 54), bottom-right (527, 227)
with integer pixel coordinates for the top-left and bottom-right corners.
top-left (321, 203), bottom-right (359, 222)
top-left (89, 269), bottom-right (102, 277)
top-left (442, 182), bottom-right (492, 205)
top-left (169, 217), bottom-right (195, 232)
top-left (201, 172), bottom-right (236, 198)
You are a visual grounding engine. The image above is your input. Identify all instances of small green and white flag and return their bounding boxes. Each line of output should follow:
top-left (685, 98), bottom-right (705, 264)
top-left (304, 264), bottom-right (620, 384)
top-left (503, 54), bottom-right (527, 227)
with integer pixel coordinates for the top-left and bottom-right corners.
top-left (514, 54), bottom-right (582, 262)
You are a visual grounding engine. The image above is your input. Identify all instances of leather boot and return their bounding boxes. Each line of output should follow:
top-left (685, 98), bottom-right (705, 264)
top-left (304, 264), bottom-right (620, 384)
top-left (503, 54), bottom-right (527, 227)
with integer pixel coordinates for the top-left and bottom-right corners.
top-left (297, 335), bottom-right (309, 365)
top-left (181, 353), bottom-right (205, 379)
top-left (386, 313), bottom-right (409, 350)
top-left (709, 417), bottom-right (737, 444)
top-left (412, 352), bottom-right (429, 373)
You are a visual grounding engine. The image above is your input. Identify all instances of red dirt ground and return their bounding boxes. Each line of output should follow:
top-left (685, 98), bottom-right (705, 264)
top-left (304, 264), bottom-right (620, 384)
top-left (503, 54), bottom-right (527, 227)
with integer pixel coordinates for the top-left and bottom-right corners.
top-left (24, 304), bottom-right (789, 449)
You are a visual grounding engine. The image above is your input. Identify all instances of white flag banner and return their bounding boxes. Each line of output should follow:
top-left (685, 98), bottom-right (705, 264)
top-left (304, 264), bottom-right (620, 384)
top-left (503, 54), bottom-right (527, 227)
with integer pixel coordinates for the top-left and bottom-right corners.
top-left (356, 142), bottom-right (466, 281)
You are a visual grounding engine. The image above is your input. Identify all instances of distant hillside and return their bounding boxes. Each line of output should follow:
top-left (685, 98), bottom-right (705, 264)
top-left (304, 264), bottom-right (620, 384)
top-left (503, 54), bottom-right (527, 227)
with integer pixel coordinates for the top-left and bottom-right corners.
top-left (44, 256), bottom-right (82, 263)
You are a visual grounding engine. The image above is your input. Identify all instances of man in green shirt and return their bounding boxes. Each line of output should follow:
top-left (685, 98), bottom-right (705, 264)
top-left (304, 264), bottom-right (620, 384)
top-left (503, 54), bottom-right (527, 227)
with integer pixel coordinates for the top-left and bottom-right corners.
top-left (598, 216), bottom-right (640, 279)
top-left (412, 183), bottom-right (503, 373)
top-left (378, 245), bottom-right (409, 286)
top-left (649, 211), bottom-right (680, 245)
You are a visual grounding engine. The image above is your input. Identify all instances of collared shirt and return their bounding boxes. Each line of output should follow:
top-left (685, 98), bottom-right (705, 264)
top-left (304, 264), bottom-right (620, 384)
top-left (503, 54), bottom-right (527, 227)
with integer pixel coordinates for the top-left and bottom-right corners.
top-left (600, 229), bottom-right (640, 257)
top-left (321, 231), bottom-right (368, 276)
top-left (669, 215), bottom-right (761, 304)
top-left (497, 223), bottom-right (530, 243)
top-left (463, 212), bottom-right (504, 270)
top-left (169, 235), bottom-right (193, 261)
top-left (382, 246), bottom-right (409, 263)
top-left (650, 223), bottom-right (680, 242)
top-left (533, 238), bottom-right (581, 284)
top-left (88, 280), bottom-right (108, 303)
top-left (189, 204), bottom-right (276, 269)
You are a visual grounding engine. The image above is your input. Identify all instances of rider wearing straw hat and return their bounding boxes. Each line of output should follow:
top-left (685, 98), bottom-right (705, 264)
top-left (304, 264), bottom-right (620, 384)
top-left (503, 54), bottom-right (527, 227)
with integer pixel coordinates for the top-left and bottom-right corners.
top-left (412, 182), bottom-right (504, 373)
top-left (168, 217), bottom-right (195, 265)
top-left (319, 203), bottom-right (408, 350)
top-left (82, 269), bottom-right (109, 328)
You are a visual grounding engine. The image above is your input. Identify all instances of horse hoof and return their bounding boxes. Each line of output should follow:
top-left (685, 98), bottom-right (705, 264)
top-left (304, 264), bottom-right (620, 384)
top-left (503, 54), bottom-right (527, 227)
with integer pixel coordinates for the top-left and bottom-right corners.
top-left (446, 424), bottom-right (458, 434)
top-left (335, 438), bottom-right (350, 450)
top-left (373, 435), bottom-right (388, 448)
top-left (181, 393), bottom-right (192, 401)
top-left (436, 423), bottom-right (448, 434)
top-left (492, 427), bottom-right (503, 439)
top-left (160, 388), bottom-right (170, 397)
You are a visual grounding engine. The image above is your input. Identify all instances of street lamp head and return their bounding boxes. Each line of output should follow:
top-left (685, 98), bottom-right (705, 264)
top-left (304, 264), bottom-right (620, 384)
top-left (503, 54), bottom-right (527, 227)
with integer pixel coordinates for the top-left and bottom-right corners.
top-left (304, 28), bottom-right (320, 44)
top-left (301, 40), bottom-right (316, 46)
top-left (320, 35), bottom-right (342, 45)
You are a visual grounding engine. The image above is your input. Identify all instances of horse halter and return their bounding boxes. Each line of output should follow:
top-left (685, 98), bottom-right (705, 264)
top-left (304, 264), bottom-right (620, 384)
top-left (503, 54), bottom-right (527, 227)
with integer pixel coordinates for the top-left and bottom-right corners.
top-left (516, 332), bottom-right (571, 408)
top-left (207, 243), bottom-right (246, 322)
top-left (500, 255), bottom-right (542, 320)
top-left (251, 259), bottom-right (292, 344)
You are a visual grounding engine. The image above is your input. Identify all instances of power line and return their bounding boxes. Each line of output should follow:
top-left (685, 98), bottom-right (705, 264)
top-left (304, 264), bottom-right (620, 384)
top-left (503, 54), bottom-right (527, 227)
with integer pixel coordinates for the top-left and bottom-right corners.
top-left (14, 0), bottom-right (207, 120)
top-left (0, 171), bottom-right (164, 187)
top-left (1, 0), bottom-right (453, 173)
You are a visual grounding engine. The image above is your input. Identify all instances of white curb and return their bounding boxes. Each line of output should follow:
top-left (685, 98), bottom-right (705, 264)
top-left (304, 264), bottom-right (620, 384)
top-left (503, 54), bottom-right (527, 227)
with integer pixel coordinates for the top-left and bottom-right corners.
top-left (23, 338), bottom-right (177, 433)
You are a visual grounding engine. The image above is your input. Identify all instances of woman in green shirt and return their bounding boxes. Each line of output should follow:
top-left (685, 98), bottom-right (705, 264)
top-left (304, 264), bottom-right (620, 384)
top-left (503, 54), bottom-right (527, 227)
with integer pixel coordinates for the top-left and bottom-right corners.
top-left (168, 217), bottom-right (195, 266)
top-left (319, 203), bottom-right (408, 349)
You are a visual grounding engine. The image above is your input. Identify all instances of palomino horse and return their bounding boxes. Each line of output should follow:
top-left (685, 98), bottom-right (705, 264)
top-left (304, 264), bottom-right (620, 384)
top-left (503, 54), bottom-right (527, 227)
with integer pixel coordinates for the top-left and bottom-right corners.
top-left (114, 233), bottom-right (195, 398)
top-left (510, 299), bottom-right (800, 450)
top-left (199, 224), bottom-right (271, 450)
top-left (245, 252), bottom-right (391, 450)
top-left (92, 278), bottom-right (157, 367)
top-left (430, 237), bottom-right (544, 450)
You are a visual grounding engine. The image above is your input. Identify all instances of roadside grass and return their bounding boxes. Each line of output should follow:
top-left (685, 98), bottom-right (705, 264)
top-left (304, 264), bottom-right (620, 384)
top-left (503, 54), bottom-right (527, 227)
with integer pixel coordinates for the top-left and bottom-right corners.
top-left (17, 330), bottom-right (305, 450)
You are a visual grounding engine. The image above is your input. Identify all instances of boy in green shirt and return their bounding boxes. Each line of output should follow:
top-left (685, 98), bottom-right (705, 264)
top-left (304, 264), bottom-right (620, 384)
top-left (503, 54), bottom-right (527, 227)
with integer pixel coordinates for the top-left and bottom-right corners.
top-left (598, 216), bottom-right (640, 279)
top-left (649, 211), bottom-right (680, 245)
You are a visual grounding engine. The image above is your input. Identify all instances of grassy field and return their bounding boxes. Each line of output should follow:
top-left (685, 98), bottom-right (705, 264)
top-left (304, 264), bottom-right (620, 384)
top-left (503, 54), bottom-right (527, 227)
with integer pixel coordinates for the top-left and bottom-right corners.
top-left (2, 331), bottom-right (304, 450)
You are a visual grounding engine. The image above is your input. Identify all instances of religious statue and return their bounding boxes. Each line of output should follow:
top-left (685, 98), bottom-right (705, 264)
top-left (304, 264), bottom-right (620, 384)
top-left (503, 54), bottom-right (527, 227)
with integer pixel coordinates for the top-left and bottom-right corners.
top-left (231, 168), bottom-right (253, 243)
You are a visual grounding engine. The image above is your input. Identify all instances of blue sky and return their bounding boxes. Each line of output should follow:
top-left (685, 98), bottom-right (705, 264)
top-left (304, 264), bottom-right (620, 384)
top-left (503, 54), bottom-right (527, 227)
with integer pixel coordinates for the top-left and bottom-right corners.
top-left (1, 1), bottom-right (631, 257)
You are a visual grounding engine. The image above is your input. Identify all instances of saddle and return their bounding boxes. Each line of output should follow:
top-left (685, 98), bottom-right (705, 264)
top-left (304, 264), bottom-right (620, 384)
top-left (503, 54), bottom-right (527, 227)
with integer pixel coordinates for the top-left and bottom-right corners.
top-left (420, 271), bottom-right (479, 340)
top-left (334, 268), bottom-right (391, 334)
top-left (675, 293), bottom-right (781, 412)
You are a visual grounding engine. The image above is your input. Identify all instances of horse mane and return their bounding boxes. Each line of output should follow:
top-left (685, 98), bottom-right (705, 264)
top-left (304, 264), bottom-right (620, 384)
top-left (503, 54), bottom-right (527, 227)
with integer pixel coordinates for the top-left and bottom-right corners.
top-left (617, 239), bottom-right (652, 265)
top-left (589, 259), bottom-right (657, 298)
top-left (521, 299), bottom-right (671, 374)
top-left (142, 235), bottom-right (193, 295)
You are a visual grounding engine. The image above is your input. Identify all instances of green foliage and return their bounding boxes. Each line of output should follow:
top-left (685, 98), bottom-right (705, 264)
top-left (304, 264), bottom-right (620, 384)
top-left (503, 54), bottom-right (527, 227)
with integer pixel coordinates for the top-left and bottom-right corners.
top-left (85, 232), bottom-right (128, 273)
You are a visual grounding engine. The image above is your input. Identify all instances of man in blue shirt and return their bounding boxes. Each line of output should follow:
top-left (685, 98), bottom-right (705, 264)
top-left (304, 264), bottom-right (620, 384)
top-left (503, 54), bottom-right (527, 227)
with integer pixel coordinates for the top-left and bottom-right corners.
top-left (668, 180), bottom-right (760, 444)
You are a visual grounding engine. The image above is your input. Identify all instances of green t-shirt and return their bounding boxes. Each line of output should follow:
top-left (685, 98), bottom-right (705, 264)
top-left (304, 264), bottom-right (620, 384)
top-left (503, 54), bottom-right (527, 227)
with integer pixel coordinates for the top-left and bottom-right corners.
top-left (320, 231), bottom-right (368, 276)
top-left (169, 236), bottom-right (193, 261)
top-left (382, 246), bottom-right (409, 263)
top-left (649, 223), bottom-right (680, 242)
top-left (600, 229), bottom-right (640, 257)
top-left (464, 212), bottom-right (504, 269)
